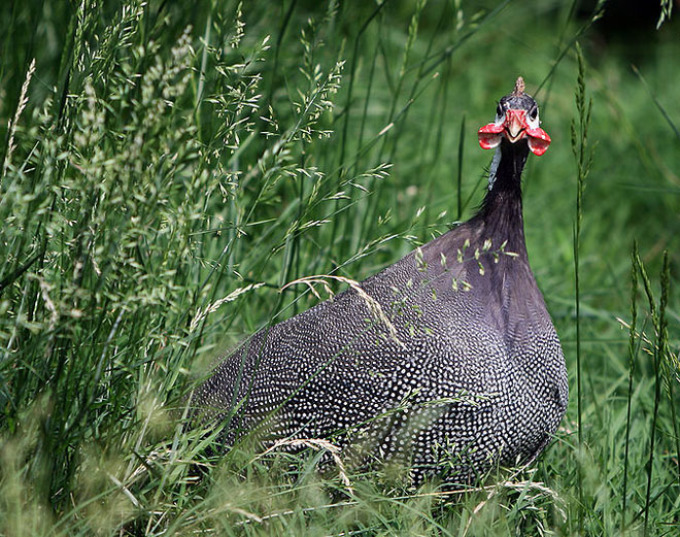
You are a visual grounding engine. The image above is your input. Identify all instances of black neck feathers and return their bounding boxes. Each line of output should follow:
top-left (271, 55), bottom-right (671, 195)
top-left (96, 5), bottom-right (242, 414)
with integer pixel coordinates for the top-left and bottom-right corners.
top-left (476, 139), bottom-right (529, 253)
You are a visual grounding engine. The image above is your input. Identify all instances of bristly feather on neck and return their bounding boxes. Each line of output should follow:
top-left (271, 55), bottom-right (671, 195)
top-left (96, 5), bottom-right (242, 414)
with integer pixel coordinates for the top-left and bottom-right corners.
top-left (487, 147), bottom-right (502, 191)
top-left (476, 139), bottom-right (530, 251)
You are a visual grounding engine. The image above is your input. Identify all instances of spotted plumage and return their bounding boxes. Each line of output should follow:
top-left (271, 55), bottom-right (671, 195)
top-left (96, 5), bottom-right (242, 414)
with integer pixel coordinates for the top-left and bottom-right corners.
top-left (192, 78), bottom-right (568, 485)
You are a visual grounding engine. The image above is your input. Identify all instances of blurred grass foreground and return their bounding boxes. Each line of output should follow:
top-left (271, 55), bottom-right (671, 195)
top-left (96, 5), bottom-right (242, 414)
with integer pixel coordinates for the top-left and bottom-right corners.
top-left (1, 0), bottom-right (679, 535)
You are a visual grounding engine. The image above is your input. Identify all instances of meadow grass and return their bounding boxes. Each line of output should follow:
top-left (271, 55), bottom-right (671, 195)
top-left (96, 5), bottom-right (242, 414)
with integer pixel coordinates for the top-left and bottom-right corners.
top-left (1, 0), bottom-right (679, 535)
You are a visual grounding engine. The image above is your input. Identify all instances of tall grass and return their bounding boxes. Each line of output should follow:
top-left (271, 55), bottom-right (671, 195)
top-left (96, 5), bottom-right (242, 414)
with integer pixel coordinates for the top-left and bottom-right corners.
top-left (1, 0), bottom-right (678, 535)
top-left (571, 41), bottom-right (593, 534)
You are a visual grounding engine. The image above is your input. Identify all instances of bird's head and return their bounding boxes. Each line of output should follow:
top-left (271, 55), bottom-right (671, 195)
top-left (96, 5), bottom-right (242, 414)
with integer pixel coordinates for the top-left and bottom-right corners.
top-left (477, 77), bottom-right (551, 156)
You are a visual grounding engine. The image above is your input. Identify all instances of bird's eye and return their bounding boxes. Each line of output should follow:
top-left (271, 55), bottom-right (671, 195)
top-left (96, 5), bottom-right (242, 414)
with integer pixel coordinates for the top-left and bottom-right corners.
top-left (496, 103), bottom-right (503, 117)
top-left (528, 106), bottom-right (538, 121)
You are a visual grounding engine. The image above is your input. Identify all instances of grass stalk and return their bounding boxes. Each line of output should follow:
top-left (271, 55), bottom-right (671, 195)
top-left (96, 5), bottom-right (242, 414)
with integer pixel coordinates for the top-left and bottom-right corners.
top-left (621, 242), bottom-right (639, 532)
top-left (634, 250), bottom-right (671, 535)
top-left (457, 113), bottom-right (465, 221)
top-left (571, 41), bottom-right (592, 532)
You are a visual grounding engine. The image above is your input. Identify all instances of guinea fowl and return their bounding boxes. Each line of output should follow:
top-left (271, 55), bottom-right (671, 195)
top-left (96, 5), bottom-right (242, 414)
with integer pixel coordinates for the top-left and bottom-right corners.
top-left (192, 77), bottom-right (568, 485)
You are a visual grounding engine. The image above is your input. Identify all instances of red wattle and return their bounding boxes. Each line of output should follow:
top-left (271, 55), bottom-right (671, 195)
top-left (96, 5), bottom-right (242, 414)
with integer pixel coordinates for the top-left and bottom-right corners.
top-left (478, 123), bottom-right (504, 150)
top-left (526, 127), bottom-right (551, 156)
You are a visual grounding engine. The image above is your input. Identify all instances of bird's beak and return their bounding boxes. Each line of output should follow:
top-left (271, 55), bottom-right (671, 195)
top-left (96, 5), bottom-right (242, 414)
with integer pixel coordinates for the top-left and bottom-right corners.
top-left (504, 109), bottom-right (527, 143)
top-left (478, 109), bottom-right (551, 156)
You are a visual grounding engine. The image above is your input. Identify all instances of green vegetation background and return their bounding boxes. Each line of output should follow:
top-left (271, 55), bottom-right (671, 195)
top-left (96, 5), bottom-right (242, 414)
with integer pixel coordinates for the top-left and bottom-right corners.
top-left (1, 0), bottom-right (678, 535)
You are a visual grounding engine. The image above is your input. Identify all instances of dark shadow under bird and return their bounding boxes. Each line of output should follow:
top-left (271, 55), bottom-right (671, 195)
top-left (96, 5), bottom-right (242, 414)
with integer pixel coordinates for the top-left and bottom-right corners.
top-left (191, 77), bottom-right (568, 486)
